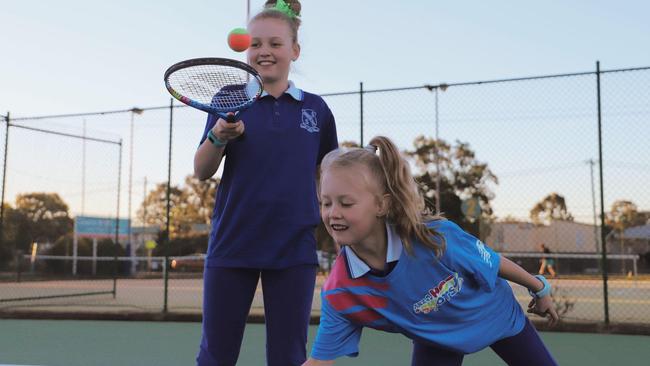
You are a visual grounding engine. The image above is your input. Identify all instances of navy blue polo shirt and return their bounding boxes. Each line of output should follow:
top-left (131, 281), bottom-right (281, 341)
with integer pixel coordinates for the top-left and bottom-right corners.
top-left (199, 82), bottom-right (338, 269)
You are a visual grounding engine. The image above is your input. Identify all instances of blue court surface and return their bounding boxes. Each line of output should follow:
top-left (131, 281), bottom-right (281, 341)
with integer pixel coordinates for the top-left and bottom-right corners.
top-left (1, 319), bottom-right (648, 365)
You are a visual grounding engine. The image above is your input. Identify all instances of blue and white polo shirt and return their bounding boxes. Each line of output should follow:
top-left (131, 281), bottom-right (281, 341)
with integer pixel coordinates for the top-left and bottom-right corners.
top-left (311, 220), bottom-right (526, 359)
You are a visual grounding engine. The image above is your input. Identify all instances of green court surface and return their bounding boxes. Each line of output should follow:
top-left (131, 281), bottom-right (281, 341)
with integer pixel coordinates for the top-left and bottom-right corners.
top-left (1, 319), bottom-right (648, 366)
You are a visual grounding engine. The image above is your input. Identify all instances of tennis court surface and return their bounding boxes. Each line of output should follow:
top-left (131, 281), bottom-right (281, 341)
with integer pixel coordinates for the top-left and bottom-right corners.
top-left (1, 319), bottom-right (649, 365)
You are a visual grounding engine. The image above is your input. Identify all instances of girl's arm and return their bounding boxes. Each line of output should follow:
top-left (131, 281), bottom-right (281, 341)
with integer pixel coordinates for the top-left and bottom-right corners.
top-left (194, 137), bottom-right (226, 180)
top-left (194, 117), bottom-right (244, 180)
top-left (302, 358), bottom-right (335, 366)
top-left (498, 256), bottom-right (559, 325)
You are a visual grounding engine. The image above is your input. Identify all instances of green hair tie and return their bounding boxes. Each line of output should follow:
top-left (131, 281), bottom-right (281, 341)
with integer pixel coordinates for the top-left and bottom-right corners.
top-left (274, 0), bottom-right (298, 18)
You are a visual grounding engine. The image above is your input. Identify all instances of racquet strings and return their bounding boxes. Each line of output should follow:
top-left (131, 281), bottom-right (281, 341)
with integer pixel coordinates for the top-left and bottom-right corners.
top-left (167, 64), bottom-right (261, 110)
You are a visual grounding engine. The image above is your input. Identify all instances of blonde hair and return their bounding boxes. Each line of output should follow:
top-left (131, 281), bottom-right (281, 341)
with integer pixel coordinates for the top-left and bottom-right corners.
top-left (250, 0), bottom-right (302, 43)
top-left (321, 136), bottom-right (446, 256)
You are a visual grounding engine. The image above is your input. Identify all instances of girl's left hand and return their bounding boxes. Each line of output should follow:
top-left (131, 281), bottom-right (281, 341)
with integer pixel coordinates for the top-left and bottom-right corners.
top-left (527, 296), bottom-right (559, 326)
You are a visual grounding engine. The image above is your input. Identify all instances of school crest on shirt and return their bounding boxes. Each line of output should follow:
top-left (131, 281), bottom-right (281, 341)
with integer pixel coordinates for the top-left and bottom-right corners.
top-left (413, 273), bottom-right (463, 314)
top-left (300, 109), bottom-right (319, 133)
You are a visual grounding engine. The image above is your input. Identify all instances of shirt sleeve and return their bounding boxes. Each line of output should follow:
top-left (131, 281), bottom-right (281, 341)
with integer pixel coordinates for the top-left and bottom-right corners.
top-left (199, 113), bottom-right (217, 146)
top-left (436, 221), bottom-right (501, 291)
top-left (310, 290), bottom-right (362, 360)
top-left (317, 102), bottom-right (339, 164)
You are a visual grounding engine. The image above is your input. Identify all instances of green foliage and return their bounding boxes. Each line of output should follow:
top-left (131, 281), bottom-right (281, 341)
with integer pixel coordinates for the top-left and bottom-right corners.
top-left (606, 200), bottom-right (648, 232)
top-left (405, 136), bottom-right (498, 239)
top-left (530, 193), bottom-right (574, 225)
top-left (137, 175), bottom-right (218, 239)
top-left (0, 193), bottom-right (73, 262)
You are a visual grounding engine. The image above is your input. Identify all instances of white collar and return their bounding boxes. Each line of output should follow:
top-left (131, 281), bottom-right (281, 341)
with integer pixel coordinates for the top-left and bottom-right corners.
top-left (260, 80), bottom-right (303, 101)
top-left (343, 223), bottom-right (403, 279)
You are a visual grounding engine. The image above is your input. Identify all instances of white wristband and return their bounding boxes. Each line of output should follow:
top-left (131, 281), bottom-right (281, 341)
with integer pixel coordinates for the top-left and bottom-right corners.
top-left (528, 275), bottom-right (552, 298)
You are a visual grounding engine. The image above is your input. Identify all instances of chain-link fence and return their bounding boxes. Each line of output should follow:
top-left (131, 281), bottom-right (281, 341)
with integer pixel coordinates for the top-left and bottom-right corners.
top-left (0, 117), bottom-right (123, 303)
top-left (1, 64), bottom-right (649, 329)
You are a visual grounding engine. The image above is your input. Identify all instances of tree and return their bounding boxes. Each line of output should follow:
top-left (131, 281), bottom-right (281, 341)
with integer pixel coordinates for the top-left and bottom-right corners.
top-left (183, 175), bottom-right (219, 226)
top-left (0, 203), bottom-right (23, 267)
top-left (171, 175), bottom-right (219, 237)
top-left (137, 175), bottom-right (220, 239)
top-left (530, 193), bottom-right (574, 225)
top-left (606, 200), bottom-right (646, 232)
top-left (0, 193), bottom-right (73, 267)
top-left (339, 141), bottom-right (360, 148)
top-left (405, 136), bottom-right (498, 238)
top-left (14, 193), bottom-right (73, 248)
top-left (136, 182), bottom-right (183, 239)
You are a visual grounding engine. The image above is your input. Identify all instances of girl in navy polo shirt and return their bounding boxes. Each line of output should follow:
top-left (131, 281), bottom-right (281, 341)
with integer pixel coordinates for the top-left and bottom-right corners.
top-left (304, 136), bottom-right (558, 366)
top-left (193, 1), bottom-right (338, 365)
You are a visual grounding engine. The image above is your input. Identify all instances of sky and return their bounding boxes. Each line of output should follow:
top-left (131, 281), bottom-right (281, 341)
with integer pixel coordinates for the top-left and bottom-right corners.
top-left (2, 0), bottom-right (650, 114)
top-left (1, 0), bottom-right (649, 224)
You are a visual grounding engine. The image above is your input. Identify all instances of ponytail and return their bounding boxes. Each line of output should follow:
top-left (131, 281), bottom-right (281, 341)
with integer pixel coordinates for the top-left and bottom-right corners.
top-left (369, 137), bottom-right (445, 256)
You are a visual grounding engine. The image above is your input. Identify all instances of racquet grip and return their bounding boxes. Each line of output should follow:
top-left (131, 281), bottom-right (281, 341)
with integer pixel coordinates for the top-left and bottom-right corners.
top-left (225, 113), bottom-right (236, 123)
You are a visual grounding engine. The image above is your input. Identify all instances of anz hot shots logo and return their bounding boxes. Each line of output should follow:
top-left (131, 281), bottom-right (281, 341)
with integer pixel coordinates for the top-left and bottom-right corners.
top-left (413, 273), bottom-right (464, 314)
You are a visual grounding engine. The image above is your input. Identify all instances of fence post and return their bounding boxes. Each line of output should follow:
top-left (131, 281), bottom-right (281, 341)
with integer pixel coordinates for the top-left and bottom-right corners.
top-left (1, 112), bottom-right (9, 269)
top-left (164, 98), bottom-right (173, 313)
top-left (360, 82), bottom-right (364, 146)
top-left (434, 87), bottom-right (441, 214)
top-left (596, 60), bottom-right (610, 325)
top-left (113, 139), bottom-right (123, 299)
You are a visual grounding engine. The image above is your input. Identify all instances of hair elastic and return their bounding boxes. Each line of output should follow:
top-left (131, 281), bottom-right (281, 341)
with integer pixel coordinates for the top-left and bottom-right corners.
top-left (273, 0), bottom-right (299, 18)
top-left (364, 144), bottom-right (378, 153)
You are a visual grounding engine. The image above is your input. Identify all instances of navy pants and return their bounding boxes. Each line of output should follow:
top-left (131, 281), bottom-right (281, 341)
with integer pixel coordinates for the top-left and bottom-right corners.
top-left (411, 319), bottom-right (558, 366)
top-left (196, 265), bottom-right (317, 366)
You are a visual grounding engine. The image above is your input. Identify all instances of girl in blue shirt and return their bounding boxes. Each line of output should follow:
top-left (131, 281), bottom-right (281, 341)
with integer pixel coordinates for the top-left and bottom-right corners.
top-left (305, 136), bottom-right (558, 366)
top-left (193, 1), bottom-right (338, 365)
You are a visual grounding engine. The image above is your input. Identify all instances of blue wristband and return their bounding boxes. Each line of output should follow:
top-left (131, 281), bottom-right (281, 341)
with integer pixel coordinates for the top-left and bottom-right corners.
top-left (528, 275), bottom-right (551, 298)
top-left (207, 129), bottom-right (227, 148)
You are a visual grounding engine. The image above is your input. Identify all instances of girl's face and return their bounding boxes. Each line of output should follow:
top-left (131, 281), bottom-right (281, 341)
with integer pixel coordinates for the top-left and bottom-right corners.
top-left (247, 17), bottom-right (300, 86)
top-left (320, 165), bottom-right (388, 248)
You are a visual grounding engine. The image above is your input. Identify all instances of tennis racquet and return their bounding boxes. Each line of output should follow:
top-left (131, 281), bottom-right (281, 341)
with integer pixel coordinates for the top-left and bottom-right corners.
top-left (164, 57), bottom-right (263, 122)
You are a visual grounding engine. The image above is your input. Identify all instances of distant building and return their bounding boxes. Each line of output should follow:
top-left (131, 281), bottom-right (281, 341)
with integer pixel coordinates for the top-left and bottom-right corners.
top-left (131, 226), bottom-right (160, 249)
top-left (607, 224), bottom-right (650, 255)
top-left (190, 223), bottom-right (210, 235)
top-left (485, 220), bottom-right (600, 253)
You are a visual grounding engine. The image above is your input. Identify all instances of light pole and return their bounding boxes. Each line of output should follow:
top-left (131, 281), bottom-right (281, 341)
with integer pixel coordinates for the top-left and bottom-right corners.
top-left (587, 159), bottom-right (600, 252)
top-left (435, 87), bottom-right (440, 214)
top-left (82, 119), bottom-right (86, 215)
top-left (128, 107), bottom-right (143, 273)
top-left (426, 83), bottom-right (447, 214)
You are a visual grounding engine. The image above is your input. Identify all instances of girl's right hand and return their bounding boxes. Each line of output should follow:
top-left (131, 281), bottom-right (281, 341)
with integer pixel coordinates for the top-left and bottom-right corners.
top-left (527, 295), bottom-right (559, 326)
top-left (212, 113), bottom-right (245, 142)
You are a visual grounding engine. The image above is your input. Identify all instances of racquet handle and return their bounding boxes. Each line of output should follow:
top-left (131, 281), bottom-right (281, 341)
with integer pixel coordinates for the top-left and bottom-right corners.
top-left (225, 113), bottom-right (237, 123)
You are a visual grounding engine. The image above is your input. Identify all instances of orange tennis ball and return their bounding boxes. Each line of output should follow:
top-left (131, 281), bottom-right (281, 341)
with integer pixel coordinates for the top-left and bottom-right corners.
top-left (228, 28), bottom-right (251, 52)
